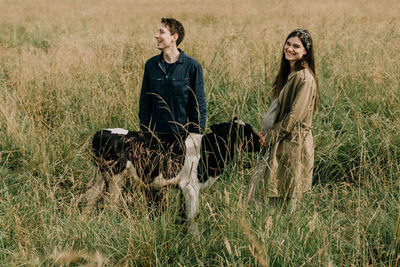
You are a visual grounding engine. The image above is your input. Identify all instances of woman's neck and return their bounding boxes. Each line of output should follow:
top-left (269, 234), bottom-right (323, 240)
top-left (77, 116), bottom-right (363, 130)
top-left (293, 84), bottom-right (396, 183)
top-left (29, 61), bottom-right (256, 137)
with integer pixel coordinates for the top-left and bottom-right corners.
top-left (289, 61), bottom-right (295, 72)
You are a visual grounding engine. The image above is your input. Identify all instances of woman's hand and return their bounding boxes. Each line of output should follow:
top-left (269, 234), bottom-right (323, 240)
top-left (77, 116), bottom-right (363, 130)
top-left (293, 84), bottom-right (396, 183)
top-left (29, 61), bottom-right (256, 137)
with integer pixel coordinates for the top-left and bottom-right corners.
top-left (258, 131), bottom-right (268, 147)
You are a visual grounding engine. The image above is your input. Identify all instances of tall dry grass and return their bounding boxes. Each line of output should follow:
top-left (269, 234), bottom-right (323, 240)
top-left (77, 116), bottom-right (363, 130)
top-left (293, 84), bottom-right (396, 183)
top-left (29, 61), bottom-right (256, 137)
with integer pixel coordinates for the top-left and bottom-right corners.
top-left (0, 0), bottom-right (399, 265)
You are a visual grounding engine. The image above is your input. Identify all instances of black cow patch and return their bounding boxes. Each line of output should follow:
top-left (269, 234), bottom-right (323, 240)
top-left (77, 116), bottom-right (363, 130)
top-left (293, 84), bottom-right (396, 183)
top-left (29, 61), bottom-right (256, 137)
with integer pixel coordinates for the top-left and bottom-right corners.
top-left (92, 131), bottom-right (188, 183)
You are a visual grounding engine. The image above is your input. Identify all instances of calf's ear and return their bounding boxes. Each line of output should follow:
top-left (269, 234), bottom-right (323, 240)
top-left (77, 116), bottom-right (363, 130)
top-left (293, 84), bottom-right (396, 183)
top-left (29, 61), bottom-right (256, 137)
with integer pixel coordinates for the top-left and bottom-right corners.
top-left (210, 123), bottom-right (230, 136)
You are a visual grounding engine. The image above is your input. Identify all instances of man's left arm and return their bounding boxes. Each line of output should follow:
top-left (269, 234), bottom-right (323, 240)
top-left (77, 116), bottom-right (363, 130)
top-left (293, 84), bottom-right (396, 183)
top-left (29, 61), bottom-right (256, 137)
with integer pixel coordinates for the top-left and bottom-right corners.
top-left (188, 63), bottom-right (207, 133)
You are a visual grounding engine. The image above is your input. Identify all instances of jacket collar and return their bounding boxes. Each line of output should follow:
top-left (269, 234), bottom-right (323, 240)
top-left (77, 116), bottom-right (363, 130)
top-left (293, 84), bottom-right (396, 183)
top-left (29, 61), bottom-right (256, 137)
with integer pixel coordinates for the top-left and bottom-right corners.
top-left (287, 70), bottom-right (297, 81)
top-left (158, 48), bottom-right (185, 64)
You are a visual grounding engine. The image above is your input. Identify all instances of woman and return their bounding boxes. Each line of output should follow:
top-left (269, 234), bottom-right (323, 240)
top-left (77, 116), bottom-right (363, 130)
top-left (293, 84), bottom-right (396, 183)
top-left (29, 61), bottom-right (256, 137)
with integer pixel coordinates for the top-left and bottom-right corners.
top-left (259, 29), bottom-right (318, 212)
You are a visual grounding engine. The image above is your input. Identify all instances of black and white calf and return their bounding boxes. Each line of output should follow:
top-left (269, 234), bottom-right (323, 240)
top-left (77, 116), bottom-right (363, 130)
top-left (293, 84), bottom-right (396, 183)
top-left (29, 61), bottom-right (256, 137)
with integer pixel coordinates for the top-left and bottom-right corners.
top-left (85, 119), bottom-right (260, 225)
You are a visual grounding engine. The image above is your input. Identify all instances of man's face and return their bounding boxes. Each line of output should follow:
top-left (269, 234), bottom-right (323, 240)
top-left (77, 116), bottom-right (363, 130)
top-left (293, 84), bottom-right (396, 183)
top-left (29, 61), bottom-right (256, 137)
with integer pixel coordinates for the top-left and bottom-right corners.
top-left (155, 24), bottom-right (177, 50)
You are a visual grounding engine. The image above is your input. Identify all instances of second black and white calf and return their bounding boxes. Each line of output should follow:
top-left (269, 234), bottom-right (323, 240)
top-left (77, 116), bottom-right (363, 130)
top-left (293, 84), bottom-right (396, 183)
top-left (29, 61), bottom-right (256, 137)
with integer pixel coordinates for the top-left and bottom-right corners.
top-left (85, 119), bottom-right (260, 225)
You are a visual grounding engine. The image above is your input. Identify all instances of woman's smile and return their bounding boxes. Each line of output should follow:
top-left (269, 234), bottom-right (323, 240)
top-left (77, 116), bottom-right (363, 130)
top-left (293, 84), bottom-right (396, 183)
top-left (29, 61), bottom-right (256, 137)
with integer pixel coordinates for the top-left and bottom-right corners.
top-left (284, 36), bottom-right (307, 63)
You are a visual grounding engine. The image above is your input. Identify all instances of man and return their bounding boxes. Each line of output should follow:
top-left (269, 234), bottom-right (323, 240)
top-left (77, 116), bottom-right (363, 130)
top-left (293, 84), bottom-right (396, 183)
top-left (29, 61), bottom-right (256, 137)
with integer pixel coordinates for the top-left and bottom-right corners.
top-left (139, 18), bottom-right (207, 134)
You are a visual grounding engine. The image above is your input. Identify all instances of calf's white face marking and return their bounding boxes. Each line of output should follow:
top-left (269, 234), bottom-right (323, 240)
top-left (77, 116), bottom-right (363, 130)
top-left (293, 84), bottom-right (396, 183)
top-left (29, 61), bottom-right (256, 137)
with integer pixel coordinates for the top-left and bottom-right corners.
top-left (233, 119), bottom-right (245, 126)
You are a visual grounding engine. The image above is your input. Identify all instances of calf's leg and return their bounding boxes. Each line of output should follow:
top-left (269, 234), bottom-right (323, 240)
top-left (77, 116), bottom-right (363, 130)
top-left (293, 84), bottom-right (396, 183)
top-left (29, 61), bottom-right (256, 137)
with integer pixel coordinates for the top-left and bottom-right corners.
top-left (180, 182), bottom-right (201, 238)
top-left (84, 166), bottom-right (106, 212)
top-left (109, 161), bottom-right (139, 206)
top-left (108, 173), bottom-right (125, 205)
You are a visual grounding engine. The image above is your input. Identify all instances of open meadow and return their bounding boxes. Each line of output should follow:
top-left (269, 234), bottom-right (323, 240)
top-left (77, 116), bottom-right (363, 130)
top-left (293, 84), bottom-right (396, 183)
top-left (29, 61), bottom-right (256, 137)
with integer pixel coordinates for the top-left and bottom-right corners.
top-left (0, 0), bottom-right (399, 265)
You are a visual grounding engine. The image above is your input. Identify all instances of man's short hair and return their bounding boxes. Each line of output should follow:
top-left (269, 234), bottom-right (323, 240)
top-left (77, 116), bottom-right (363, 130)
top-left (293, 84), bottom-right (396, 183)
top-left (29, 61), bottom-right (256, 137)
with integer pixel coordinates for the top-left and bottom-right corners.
top-left (161, 18), bottom-right (185, 46)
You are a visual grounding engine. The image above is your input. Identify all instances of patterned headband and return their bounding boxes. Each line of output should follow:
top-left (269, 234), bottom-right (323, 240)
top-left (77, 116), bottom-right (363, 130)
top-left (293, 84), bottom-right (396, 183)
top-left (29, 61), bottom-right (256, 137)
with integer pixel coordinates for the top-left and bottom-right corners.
top-left (292, 29), bottom-right (312, 51)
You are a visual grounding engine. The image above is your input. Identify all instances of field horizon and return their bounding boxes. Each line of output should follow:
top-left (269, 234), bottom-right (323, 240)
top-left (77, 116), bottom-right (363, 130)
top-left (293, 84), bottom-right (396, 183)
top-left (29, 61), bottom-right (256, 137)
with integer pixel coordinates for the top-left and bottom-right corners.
top-left (0, 0), bottom-right (399, 265)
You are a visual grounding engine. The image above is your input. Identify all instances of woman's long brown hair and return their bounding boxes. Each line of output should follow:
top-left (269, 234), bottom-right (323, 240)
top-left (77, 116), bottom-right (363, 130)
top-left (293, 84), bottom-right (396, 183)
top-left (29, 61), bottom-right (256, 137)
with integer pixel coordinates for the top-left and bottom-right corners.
top-left (273, 29), bottom-right (318, 111)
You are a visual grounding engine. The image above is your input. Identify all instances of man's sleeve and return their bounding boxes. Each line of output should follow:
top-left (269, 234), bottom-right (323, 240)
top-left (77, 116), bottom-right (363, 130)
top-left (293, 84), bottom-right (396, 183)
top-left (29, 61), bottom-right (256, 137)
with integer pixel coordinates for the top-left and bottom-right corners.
top-left (188, 63), bottom-right (207, 133)
top-left (139, 63), bottom-right (152, 132)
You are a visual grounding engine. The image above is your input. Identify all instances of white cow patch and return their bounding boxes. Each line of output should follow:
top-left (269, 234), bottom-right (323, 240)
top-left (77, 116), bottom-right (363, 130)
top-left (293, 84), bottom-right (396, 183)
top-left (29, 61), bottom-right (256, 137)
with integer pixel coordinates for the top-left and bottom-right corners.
top-left (105, 128), bottom-right (129, 135)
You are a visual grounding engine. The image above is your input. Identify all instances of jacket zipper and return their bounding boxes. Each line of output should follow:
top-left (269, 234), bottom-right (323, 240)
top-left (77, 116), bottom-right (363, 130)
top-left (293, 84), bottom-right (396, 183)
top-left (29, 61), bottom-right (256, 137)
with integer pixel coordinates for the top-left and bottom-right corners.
top-left (158, 61), bottom-right (178, 79)
top-left (158, 62), bottom-right (167, 77)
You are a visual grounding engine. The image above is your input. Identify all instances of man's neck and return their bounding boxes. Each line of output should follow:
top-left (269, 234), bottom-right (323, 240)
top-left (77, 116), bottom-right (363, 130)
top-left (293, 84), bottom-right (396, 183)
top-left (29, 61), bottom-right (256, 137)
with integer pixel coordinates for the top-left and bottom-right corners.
top-left (162, 47), bottom-right (180, 64)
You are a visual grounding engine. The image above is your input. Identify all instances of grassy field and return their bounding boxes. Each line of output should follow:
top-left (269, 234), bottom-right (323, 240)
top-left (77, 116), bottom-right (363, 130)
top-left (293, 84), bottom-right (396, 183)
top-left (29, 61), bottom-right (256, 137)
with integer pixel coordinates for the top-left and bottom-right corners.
top-left (0, 0), bottom-right (399, 265)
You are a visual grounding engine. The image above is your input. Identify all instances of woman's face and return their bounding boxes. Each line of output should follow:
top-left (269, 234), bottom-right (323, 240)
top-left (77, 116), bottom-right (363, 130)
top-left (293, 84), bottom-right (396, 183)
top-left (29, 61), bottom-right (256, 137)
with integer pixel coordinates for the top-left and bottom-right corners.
top-left (284, 36), bottom-right (307, 63)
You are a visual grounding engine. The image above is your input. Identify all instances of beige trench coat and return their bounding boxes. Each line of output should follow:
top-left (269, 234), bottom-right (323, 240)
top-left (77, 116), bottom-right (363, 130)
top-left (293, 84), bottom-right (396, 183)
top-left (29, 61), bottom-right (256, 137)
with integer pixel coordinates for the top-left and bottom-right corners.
top-left (262, 68), bottom-right (316, 200)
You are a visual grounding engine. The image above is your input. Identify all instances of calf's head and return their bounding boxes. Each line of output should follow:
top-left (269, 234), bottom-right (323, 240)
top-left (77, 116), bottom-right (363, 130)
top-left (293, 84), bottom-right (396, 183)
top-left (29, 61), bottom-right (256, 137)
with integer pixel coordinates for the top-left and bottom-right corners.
top-left (209, 118), bottom-right (260, 154)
